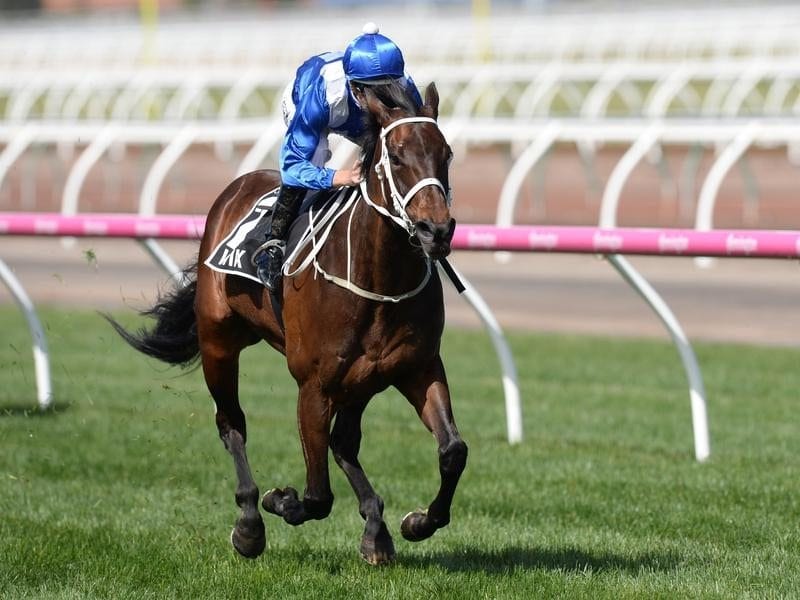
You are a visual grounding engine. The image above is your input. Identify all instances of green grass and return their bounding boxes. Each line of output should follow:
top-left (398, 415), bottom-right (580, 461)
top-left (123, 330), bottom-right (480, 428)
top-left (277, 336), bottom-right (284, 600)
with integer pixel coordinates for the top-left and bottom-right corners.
top-left (1, 307), bottom-right (798, 599)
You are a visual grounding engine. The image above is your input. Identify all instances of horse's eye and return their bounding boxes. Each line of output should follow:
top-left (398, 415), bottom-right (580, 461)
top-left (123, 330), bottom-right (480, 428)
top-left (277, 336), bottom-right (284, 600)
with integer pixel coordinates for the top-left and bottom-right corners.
top-left (388, 153), bottom-right (402, 166)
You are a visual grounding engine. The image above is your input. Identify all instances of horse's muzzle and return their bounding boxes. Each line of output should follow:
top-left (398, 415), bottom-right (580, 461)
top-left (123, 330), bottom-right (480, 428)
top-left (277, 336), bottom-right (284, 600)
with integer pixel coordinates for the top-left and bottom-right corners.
top-left (415, 218), bottom-right (456, 259)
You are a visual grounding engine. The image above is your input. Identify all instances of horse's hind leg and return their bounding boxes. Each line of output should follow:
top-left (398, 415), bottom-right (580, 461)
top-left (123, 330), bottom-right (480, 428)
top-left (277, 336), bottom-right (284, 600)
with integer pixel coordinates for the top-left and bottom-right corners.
top-left (396, 356), bottom-right (468, 542)
top-left (330, 402), bottom-right (395, 565)
top-left (200, 334), bottom-right (266, 559)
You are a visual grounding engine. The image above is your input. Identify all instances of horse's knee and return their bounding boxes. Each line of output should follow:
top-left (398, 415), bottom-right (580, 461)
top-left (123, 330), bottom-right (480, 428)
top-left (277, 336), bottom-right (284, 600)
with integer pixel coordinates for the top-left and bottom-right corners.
top-left (218, 420), bottom-right (247, 449)
top-left (330, 428), bottom-right (360, 464)
top-left (330, 438), bottom-right (351, 466)
top-left (305, 493), bottom-right (334, 520)
top-left (439, 438), bottom-right (468, 475)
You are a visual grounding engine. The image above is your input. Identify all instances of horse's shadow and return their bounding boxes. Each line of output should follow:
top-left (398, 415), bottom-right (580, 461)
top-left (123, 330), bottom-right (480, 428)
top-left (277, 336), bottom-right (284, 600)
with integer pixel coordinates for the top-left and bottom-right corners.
top-left (398, 545), bottom-right (680, 574)
top-left (285, 543), bottom-right (680, 574)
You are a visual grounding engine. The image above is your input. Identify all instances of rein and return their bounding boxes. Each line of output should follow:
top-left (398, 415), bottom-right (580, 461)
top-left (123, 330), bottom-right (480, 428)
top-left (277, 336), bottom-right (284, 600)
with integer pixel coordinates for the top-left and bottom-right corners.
top-left (283, 188), bottom-right (433, 303)
top-left (284, 116), bottom-right (449, 303)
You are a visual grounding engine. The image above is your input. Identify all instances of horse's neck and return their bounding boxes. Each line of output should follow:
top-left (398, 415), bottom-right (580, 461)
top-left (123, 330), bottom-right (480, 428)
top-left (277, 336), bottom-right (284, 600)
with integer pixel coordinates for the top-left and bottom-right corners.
top-left (343, 189), bottom-right (427, 294)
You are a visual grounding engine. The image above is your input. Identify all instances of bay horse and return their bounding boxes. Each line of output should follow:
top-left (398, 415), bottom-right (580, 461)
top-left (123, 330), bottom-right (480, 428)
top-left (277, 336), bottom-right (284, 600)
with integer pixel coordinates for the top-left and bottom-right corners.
top-left (107, 81), bottom-right (466, 565)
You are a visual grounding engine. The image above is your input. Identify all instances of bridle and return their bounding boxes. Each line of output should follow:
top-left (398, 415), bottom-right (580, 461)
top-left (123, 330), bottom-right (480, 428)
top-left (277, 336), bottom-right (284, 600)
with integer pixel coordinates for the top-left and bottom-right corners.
top-left (360, 116), bottom-right (451, 236)
top-left (283, 116), bottom-right (453, 303)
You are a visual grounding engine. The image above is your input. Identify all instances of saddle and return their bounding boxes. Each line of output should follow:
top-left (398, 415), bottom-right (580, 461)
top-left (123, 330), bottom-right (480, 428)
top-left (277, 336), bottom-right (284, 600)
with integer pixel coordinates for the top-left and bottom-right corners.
top-left (204, 187), bottom-right (350, 284)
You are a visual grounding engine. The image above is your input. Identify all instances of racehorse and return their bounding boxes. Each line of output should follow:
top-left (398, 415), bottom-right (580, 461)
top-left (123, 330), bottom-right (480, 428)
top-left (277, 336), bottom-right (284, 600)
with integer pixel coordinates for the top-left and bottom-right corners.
top-left (106, 81), bottom-right (467, 565)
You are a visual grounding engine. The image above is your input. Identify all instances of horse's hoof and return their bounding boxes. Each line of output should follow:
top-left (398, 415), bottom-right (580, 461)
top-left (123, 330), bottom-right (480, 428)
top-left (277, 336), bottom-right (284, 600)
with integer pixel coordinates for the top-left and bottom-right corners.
top-left (262, 488), bottom-right (281, 515)
top-left (262, 487), bottom-right (300, 520)
top-left (400, 510), bottom-right (436, 542)
top-left (360, 539), bottom-right (396, 566)
top-left (230, 516), bottom-right (266, 559)
top-left (360, 522), bottom-right (396, 566)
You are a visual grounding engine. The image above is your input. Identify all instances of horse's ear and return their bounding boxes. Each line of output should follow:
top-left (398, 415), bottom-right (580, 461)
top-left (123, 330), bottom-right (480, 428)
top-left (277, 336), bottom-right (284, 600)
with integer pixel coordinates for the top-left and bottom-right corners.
top-left (361, 85), bottom-right (392, 127)
top-left (351, 83), bottom-right (368, 109)
top-left (422, 82), bottom-right (439, 120)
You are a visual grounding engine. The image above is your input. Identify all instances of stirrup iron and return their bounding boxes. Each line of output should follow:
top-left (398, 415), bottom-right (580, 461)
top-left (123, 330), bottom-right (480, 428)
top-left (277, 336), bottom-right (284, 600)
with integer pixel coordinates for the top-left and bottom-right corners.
top-left (251, 239), bottom-right (286, 267)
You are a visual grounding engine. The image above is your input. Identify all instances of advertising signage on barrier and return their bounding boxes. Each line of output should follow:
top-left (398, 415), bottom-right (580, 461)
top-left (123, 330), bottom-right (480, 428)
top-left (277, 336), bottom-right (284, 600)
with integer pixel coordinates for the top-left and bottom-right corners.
top-left (2, 213), bottom-right (800, 259)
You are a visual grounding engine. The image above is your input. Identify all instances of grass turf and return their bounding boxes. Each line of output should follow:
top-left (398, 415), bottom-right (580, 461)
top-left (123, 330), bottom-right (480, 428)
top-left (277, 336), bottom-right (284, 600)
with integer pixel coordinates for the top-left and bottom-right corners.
top-left (0, 307), bottom-right (798, 599)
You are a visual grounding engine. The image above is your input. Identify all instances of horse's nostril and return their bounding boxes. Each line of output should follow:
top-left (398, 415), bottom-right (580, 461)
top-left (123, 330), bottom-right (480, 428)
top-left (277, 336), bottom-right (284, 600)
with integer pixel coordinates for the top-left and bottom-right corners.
top-left (415, 220), bottom-right (433, 234)
top-left (415, 219), bottom-right (456, 245)
top-left (414, 220), bottom-right (435, 243)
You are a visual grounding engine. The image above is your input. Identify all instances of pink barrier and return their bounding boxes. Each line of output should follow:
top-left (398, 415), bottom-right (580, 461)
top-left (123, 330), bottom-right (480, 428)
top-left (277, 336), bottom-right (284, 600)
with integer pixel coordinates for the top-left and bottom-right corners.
top-left (1, 212), bottom-right (799, 258)
top-left (0, 213), bottom-right (206, 240)
top-left (453, 225), bottom-right (800, 258)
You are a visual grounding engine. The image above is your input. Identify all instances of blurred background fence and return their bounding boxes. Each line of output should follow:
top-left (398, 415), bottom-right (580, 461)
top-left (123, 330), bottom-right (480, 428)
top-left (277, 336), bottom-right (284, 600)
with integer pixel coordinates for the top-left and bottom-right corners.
top-left (3, 1), bottom-right (799, 439)
top-left (2, 1), bottom-right (800, 231)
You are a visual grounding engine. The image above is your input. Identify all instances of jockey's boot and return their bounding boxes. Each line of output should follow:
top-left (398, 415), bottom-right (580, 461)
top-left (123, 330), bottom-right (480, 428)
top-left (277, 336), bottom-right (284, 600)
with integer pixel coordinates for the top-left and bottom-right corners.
top-left (253, 185), bottom-right (306, 291)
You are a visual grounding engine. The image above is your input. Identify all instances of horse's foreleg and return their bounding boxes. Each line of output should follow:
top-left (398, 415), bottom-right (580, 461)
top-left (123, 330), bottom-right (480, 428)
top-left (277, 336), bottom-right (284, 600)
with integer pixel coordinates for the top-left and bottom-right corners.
top-left (202, 347), bottom-right (266, 559)
top-left (262, 383), bottom-right (334, 525)
top-left (330, 402), bottom-right (395, 565)
top-left (396, 356), bottom-right (468, 542)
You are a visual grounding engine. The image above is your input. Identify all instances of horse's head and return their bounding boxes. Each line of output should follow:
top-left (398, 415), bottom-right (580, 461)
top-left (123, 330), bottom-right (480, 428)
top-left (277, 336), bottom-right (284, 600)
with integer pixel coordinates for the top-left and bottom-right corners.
top-left (356, 82), bottom-right (455, 260)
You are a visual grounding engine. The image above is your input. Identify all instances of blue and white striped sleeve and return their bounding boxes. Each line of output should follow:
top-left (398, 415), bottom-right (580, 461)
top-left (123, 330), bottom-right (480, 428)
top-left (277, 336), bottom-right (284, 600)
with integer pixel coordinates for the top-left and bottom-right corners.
top-left (279, 82), bottom-right (336, 189)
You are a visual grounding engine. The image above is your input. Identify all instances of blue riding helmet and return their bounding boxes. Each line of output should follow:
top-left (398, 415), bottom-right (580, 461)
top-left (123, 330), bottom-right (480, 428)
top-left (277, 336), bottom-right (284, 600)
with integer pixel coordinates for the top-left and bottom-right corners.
top-left (343, 23), bottom-right (405, 84)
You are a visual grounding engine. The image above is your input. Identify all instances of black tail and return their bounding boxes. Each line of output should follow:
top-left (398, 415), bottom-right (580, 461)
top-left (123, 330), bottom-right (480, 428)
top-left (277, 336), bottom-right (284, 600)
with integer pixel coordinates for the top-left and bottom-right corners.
top-left (103, 268), bottom-right (200, 369)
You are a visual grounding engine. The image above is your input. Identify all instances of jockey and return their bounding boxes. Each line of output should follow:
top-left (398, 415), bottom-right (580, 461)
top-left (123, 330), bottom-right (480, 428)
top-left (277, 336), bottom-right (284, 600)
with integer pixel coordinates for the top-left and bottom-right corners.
top-left (254, 22), bottom-right (423, 291)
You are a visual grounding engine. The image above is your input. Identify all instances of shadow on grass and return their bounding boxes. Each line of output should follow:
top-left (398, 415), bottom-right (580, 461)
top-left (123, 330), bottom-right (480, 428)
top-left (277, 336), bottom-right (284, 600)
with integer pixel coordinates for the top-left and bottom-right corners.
top-left (0, 402), bottom-right (70, 417)
top-left (281, 544), bottom-right (680, 575)
top-left (399, 545), bottom-right (681, 574)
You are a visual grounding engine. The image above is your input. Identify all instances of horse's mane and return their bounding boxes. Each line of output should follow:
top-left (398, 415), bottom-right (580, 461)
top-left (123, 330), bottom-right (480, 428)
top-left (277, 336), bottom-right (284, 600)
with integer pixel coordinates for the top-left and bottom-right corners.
top-left (356, 80), bottom-right (421, 179)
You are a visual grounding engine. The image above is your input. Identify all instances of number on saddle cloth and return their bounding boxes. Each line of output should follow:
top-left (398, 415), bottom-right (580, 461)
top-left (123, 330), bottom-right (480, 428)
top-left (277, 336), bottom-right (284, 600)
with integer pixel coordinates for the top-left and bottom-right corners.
top-left (203, 187), bottom-right (349, 283)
